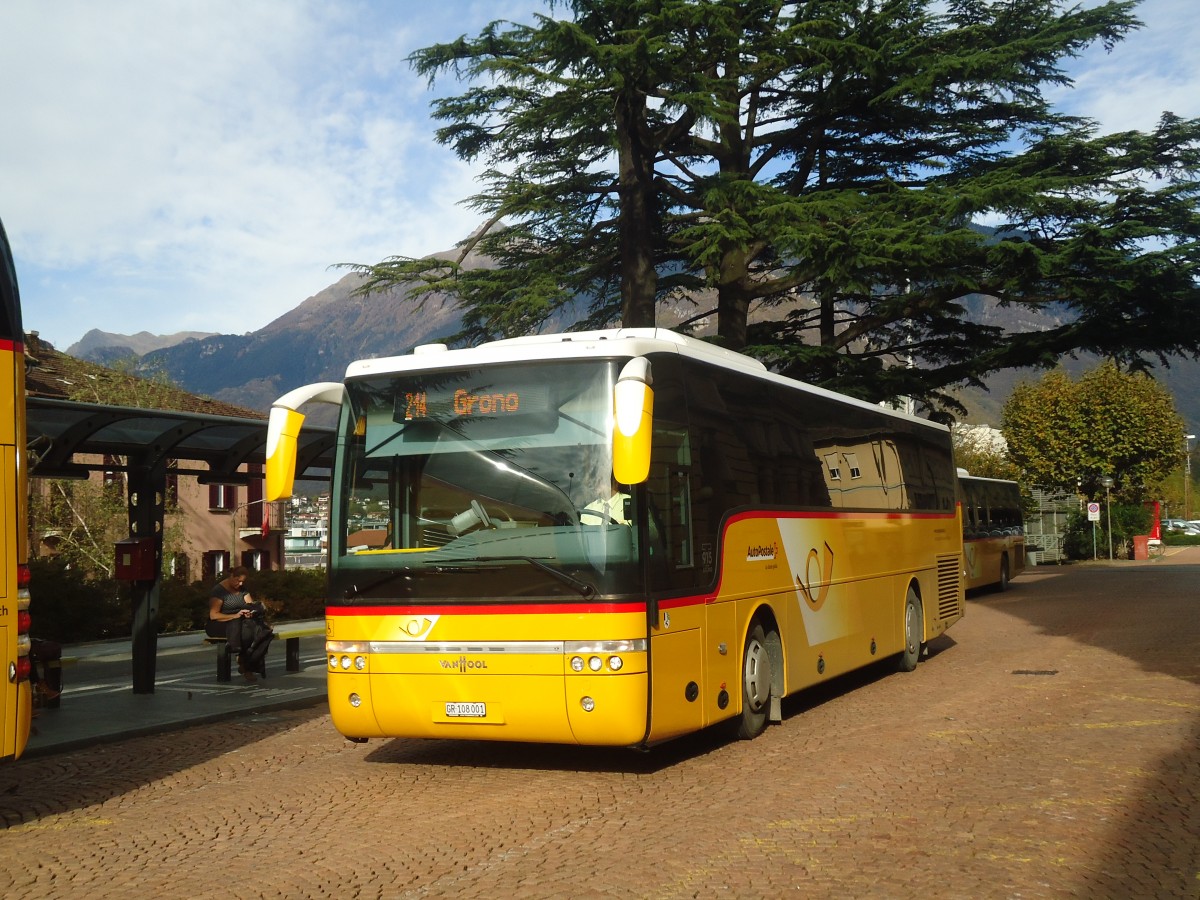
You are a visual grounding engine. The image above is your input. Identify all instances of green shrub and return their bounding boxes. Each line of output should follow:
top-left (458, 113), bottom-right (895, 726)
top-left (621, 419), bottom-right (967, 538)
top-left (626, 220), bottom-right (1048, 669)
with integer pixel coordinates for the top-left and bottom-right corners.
top-left (28, 558), bottom-right (127, 643)
top-left (157, 578), bottom-right (211, 633)
top-left (159, 568), bottom-right (328, 635)
top-left (1061, 503), bottom-right (1152, 560)
top-left (241, 568), bottom-right (327, 620)
top-left (28, 559), bottom-right (329, 643)
top-left (1162, 532), bottom-right (1200, 546)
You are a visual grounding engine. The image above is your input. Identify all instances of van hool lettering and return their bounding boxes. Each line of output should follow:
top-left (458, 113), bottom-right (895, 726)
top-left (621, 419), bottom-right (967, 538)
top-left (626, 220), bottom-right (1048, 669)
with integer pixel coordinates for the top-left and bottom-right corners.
top-left (440, 656), bottom-right (489, 673)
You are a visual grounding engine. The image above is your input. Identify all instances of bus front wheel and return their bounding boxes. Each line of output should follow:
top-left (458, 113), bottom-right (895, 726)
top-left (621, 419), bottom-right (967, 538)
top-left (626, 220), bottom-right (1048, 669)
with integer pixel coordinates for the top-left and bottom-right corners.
top-left (897, 588), bottom-right (923, 673)
top-left (736, 622), bottom-right (773, 739)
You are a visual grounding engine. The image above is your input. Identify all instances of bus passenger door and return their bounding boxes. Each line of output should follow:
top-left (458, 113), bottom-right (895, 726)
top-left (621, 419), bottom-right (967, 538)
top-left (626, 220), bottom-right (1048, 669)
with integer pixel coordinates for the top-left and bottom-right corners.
top-left (645, 431), bottom-right (706, 742)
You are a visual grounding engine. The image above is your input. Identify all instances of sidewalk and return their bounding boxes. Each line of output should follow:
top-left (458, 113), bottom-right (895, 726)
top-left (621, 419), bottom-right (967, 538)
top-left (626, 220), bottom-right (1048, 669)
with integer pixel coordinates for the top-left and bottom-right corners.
top-left (23, 626), bottom-right (328, 759)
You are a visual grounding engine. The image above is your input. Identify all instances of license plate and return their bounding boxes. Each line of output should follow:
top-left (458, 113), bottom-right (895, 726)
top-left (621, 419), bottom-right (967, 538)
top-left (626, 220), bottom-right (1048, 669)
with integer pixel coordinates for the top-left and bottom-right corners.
top-left (445, 702), bottom-right (486, 718)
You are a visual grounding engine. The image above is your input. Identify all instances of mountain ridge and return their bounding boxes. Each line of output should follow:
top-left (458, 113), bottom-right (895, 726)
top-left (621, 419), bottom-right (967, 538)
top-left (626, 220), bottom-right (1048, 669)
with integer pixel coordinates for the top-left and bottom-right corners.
top-left (68, 272), bottom-right (1200, 430)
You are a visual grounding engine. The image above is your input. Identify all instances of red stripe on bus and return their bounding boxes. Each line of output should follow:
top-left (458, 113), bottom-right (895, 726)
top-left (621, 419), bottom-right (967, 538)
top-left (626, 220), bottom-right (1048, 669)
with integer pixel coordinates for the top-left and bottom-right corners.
top-left (0, 338), bottom-right (24, 353)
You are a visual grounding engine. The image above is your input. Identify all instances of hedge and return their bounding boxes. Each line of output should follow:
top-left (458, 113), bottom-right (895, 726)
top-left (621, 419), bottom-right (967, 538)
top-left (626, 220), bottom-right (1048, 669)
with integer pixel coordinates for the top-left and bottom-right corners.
top-left (28, 558), bottom-right (328, 643)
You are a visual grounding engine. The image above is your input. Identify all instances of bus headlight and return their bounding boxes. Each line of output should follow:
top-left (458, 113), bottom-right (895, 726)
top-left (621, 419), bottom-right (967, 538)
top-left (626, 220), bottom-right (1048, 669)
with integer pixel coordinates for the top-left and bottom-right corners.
top-left (349, 693), bottom-right (362, 708)
top-left (570, 656), bottom-right (584, 672)
top-left (580, 696), bottom-right (595, 712)
top-left (608, 655), bottom-right (623, 671)
top-left (588, 656), bottom-right (603, 672)
top-left (330, 654), bottom-right (367, 671)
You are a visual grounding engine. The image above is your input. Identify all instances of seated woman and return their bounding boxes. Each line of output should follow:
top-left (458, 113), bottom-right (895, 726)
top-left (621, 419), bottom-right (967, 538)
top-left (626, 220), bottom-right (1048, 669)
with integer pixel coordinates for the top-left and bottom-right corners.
top-left (207, 566), bottom-right (274, 681)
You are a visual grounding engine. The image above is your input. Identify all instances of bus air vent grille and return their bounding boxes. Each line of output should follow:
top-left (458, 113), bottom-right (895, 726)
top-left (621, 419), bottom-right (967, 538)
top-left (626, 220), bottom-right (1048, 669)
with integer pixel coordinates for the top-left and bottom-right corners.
top-left (935, 554), bottom-right (962, 620)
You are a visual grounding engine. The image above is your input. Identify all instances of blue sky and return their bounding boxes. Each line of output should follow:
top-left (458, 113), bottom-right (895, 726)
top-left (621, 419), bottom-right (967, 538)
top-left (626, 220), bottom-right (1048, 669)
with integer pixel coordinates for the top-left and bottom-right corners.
top-left (2, 0), bottom-right (1197, 352)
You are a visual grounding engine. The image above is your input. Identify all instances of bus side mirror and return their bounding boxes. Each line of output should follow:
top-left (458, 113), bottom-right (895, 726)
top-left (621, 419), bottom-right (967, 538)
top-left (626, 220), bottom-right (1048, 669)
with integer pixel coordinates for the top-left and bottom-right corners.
top-left (613, 357), bottom-right (653, 485)
top-left (265, 382), bottom-right (345, 501)
top-left (265, 406), bottom-right (306, 502)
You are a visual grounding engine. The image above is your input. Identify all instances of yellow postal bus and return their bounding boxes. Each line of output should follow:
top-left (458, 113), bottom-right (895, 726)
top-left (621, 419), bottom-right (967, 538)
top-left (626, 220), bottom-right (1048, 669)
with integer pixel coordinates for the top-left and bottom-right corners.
top-left (1, 218), bottom-right (33, 762)
top-left (267, 329), bottom-right (964, 747)
top-left (959, 473), bottom-right (1026, 592)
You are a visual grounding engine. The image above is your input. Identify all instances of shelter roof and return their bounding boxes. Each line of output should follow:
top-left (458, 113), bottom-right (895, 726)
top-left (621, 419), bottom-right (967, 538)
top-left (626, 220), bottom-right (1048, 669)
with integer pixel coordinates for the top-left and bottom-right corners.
top-left (23, 334), bottom-right (334, 482)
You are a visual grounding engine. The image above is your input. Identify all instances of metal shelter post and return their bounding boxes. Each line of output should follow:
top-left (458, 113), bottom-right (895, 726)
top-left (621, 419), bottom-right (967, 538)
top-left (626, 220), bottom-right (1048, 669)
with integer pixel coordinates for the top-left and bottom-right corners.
top-left (127, 457), bottom-right (166, 694)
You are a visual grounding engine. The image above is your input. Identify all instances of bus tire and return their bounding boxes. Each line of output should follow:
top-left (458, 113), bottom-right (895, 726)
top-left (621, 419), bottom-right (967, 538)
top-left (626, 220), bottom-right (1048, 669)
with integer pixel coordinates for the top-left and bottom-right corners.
top-left (998, 555), bottom-right (1010, 592)
top-left (897, 588), bottom-right (922, 673)
top-left (736, 622), bottom-right (773, 740)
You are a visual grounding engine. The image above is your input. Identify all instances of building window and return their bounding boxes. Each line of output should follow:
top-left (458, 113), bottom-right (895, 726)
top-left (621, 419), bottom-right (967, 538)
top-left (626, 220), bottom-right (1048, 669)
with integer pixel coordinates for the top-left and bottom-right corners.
top-left (202, 550), bottom-right (230, 582)
top-left (823, 454), bottom-right (841, 481)
top-left (246, 465), bottom-right (264, 529)
top-left (242, 549), bottom-right (269, 572)
top-left (845, 452), bottom-right (862, 480)
top-left (208, 483), bottom-right (237, 511)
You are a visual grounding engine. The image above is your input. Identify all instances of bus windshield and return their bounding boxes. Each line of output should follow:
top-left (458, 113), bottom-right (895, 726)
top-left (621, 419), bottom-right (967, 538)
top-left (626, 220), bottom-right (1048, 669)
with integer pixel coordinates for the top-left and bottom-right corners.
top-left (330, 359), bottom-right (642, 602)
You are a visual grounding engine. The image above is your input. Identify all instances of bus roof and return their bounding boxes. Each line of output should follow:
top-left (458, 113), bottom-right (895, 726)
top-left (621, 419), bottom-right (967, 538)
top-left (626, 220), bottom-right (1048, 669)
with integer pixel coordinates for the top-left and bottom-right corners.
top-left (343, 327), bottom-right (948, 433)
top-left (958, 471), bottom-right (1020, 485)
top-left (346, 328), bottom-right (763, 378)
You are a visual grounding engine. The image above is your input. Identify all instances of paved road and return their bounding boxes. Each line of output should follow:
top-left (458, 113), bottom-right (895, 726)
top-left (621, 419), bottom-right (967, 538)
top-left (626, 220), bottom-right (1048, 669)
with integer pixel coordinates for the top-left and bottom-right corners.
top-left (1, 556), bottom-right (1198, 898)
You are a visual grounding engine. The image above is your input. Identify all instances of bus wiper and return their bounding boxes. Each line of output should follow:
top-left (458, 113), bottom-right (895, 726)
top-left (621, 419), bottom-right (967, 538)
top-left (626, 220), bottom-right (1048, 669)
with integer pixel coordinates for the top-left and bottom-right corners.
top-left (441, 555), bottom-right (596, 599)
top-left (344, 567), bottom-right (420, 599)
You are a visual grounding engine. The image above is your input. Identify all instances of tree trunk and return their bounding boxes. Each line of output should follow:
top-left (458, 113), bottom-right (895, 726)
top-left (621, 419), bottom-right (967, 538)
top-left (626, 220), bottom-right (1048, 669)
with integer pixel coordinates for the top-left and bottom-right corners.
top-left (614, 92), bottom-right (658, 328)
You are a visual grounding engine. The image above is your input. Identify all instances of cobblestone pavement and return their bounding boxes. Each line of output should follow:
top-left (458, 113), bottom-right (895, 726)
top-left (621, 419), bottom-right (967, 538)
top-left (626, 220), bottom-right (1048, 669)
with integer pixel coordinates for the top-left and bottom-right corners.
top-left (1, 556), bottom-right (1198, 899)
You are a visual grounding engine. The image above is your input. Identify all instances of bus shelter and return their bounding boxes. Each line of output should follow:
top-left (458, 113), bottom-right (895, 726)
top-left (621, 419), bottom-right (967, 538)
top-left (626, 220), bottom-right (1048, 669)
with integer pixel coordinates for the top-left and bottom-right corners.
top-left (25, 397), bottom-right (334, 693)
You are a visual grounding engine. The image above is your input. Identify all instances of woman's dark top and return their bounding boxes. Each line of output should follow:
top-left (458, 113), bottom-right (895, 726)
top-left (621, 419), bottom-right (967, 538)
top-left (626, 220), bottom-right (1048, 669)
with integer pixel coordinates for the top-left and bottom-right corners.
top-left (205, 583), bottom-right (247, 638)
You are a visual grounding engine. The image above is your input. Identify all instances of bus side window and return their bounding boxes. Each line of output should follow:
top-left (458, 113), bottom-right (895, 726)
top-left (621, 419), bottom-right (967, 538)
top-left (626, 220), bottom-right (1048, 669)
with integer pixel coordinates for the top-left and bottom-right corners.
top-left (646, 427), bottom-right (695, 576)
top-left (644, 354), bottom-right (701, 592)
top-left (669, 464), bottom-right (694, 569)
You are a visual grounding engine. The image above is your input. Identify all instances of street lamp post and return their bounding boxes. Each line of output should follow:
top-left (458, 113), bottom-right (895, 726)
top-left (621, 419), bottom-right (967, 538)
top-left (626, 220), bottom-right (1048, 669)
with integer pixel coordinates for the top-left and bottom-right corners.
top-left (230, 497), bottom-right (274, 567)
top-left (1186, 434), bottom-right (1196, 522)
top-left (1101, 476), bottom-right (1114, 560)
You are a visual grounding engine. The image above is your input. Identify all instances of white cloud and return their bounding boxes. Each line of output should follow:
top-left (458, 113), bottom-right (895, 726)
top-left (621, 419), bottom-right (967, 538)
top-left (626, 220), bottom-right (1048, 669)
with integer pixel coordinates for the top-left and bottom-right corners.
top-left (1053, 0), bottom-right (1199, 133)
top-left (2, 0), bottom-right (544, 347)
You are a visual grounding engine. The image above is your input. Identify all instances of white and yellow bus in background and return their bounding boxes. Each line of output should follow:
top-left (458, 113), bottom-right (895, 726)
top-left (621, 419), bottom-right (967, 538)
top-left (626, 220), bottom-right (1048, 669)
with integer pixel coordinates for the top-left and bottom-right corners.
top-left (267, 329), bottom-right (964, 747)
top-left (959, 473), bottom-right (1026, 592)
top-left (1, 218), bottom-right (33, 762)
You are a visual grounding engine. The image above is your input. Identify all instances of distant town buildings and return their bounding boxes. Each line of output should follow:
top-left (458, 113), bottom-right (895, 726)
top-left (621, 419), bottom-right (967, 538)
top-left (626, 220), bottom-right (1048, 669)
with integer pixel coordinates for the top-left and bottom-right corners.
top-left (284, 493), bottom-right (329, 569)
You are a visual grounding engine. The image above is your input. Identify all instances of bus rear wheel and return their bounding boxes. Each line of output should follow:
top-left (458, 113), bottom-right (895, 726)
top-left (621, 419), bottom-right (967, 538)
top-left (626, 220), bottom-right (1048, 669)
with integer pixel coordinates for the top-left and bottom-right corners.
top-left (736, 622), bottom-right (773, 740)
top-left (897, 588), bottom-right (922, 672)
